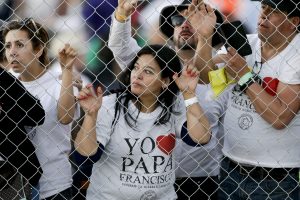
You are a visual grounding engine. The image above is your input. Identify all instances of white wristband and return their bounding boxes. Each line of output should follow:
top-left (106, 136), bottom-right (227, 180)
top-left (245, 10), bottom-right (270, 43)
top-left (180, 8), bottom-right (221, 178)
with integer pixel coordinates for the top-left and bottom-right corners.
top-left (184, 97), bottom-right (199, 107)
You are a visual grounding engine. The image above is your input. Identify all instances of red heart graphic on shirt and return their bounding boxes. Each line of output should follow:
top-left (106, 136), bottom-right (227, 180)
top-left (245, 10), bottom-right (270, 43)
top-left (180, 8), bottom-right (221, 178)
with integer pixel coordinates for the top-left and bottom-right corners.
top-left (156, 134), bottom-right (176, 155)
top-left (262, 77), bottom-right (279, 96)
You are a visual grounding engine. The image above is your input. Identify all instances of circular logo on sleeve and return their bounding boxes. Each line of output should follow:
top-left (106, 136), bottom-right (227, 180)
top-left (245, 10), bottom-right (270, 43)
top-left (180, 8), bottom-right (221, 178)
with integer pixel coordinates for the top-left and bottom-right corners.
top-left (238, 114), bottom-right (253, 130)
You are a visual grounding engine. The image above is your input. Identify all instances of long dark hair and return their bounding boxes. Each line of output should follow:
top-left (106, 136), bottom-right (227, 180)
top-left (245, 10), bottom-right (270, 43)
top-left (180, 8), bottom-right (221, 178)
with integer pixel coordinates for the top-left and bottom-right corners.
top-left (112, 45), bottom-right (182, 130)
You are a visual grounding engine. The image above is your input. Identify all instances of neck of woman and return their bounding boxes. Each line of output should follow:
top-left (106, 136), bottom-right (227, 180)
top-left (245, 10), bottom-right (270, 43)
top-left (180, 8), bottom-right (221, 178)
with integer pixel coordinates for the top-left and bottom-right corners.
top-left (19, 63), bottom-right (46, 82)
top-left (134, 96), bottom-right (158, 113)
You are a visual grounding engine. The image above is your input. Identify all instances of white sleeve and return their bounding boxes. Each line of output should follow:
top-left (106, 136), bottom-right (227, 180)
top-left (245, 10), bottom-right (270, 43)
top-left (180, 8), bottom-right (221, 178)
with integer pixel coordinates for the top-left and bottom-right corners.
top-left (95, 95), bottom-right (116, 147)
top-left (108, 12), bottom-right (142, 71)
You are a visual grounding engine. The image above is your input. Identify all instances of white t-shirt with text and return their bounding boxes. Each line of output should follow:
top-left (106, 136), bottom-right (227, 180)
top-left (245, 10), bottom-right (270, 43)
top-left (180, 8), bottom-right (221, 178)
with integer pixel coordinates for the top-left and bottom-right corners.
top-left (223, 34), bottom-right (300, 168)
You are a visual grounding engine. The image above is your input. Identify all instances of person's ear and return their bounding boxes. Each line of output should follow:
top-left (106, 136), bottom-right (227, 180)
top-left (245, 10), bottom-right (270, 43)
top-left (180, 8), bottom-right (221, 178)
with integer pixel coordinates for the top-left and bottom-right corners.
top-left (35, 45), bottom-right (44, 58)
top-left (289, 16), bottom-right (300, 31)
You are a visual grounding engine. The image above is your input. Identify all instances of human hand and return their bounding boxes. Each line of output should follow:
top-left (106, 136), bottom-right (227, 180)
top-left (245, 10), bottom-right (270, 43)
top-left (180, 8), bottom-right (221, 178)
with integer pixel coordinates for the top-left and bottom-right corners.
top-left (224, 47), bottom-right (249, 80)
top-left (72, 77), bottom-right (83, 91)
top-left (58, 43), bottom-right (78, 70)
top-left (185, 0), bottom-right (216, 39)
top-left (117, 0), bottom-right (139, 20)
top-left (77, 84), bottom-right (103, 115)
top-left (173, 63), bottom-right (200, 97)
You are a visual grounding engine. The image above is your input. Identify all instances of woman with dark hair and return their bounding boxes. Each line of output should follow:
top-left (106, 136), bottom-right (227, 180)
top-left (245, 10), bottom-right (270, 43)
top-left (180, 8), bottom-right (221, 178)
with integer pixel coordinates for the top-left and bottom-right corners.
top-left (74, 45), bottom-right (211, 200)
top-left (2, 18), bottom-right (78, 199)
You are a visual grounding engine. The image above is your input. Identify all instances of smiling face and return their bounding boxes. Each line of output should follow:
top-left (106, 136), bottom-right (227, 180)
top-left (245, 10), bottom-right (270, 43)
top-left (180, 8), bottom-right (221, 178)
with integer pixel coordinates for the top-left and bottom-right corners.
top-left (258, 4), bottom-right (297, 42)
top-left (130, 54), bottom-right (168, 100)
top-left (172, 10), bottom-right (198, 50)
top-left (4, 29), bottom-right (41, 74)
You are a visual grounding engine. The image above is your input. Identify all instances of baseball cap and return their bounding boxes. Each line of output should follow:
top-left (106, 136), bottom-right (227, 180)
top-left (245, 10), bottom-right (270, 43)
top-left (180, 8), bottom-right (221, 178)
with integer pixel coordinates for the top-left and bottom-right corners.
top-left (261, 0), bottom-right (299, 18)
top-left (159, 1), bottom-right (224, 47)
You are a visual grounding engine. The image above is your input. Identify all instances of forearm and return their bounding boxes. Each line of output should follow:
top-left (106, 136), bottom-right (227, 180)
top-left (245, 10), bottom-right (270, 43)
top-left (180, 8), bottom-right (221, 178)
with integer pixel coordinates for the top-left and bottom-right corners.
top-left (246, 84), bottom-right (297, 129)
top-left (74, 113), bottom-right (99, 156)
top-left (108, 12), bottom-right (141, 70)
top-left (58, 69), bottom-right (75, 124)
top-left (194, 37), bottom-right (216, 84)
top-left (184, 93), bottom-right (211, 144)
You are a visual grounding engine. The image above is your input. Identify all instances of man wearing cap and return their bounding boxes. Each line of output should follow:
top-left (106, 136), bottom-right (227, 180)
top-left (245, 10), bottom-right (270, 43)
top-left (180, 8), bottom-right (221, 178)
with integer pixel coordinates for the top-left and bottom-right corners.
top-left (108, 0), bottom-right (226, 199)
top-left (203, 0), bottom-right (300, 199)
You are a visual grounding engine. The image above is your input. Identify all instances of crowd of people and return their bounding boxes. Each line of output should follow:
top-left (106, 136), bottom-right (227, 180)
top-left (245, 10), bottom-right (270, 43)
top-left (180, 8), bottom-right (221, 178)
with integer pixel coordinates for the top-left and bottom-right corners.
top-left (0, 0), bottom-right (299, 199)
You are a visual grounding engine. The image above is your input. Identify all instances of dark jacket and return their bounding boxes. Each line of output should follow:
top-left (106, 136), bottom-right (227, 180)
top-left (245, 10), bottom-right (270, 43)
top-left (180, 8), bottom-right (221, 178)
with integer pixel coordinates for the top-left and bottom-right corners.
top-left (0, 68), bottom-right (45, 186)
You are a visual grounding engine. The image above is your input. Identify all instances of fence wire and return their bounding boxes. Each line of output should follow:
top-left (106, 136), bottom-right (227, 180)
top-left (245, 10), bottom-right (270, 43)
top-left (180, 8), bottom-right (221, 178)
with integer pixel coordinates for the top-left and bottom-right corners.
top-left (0, 0), bottom-right (299, 200)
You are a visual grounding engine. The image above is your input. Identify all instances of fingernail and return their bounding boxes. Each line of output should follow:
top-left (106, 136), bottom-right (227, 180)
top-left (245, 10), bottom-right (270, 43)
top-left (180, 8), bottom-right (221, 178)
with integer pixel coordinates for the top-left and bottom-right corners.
top-left (97, 86), bottom-right (102, 93)
top-left (77, 96), bottom-right (86, 100)
top-left (86, 83), bottom-right (93, 88)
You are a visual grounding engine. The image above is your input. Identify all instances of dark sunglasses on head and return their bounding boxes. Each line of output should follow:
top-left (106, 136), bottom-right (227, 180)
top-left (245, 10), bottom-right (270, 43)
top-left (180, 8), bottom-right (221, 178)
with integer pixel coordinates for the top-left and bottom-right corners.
top-left (170, 15), bottom-right (188, 27)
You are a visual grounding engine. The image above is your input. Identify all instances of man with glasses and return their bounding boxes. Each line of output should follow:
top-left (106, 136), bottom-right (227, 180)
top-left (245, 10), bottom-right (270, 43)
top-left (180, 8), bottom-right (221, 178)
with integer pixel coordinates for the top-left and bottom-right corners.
top-left (108, 0), bottom-right (225, 199)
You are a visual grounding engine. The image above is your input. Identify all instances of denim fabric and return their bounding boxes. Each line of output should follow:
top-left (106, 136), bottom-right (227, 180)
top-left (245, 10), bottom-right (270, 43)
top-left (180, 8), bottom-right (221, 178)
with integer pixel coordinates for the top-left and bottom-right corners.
top-left (31, 184), bottom-right (40, 200)
top-left (219, 157), bottom-right (300, 200)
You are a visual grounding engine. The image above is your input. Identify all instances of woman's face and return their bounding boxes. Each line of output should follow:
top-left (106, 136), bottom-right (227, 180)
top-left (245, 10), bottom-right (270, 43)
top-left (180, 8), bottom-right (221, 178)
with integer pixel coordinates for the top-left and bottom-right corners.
top-left (4, 29), bottom-right (39, 73)
top-left (130, 54), bottom-right (167, 99)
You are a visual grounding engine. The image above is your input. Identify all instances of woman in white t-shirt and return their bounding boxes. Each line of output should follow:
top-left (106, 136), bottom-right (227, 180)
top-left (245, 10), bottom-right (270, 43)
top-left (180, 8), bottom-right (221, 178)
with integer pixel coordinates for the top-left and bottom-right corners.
top-left (73, 45), bottom-right (212, 200)
top-left (2, 18), bottom-right (77, 199)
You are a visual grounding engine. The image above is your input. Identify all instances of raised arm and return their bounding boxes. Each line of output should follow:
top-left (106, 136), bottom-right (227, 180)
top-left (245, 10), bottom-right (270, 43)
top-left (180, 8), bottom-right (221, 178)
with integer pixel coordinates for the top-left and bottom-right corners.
top-left (173, 65), bottom-right (211, 144)
top-left (108, 0), bottom-right (141, 70)
top-left (74, 85), bottom-right (103, 156)
top-left (57, 43), bottom-right (77, 124)
top-left (225, 47), bottom-right (300, 129)
top-left (187, 0), bottom-right (218, 84)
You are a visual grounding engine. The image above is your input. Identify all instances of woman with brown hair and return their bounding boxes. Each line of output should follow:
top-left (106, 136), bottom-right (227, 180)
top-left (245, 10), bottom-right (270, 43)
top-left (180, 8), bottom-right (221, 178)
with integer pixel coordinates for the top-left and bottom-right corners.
top-left (2, 18), bottom-right (78, 199)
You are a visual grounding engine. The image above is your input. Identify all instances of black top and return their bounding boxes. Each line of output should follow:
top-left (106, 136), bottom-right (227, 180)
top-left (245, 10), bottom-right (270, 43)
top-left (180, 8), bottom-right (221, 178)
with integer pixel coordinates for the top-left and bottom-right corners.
top-left (0, 68), bottom-right (45, 186)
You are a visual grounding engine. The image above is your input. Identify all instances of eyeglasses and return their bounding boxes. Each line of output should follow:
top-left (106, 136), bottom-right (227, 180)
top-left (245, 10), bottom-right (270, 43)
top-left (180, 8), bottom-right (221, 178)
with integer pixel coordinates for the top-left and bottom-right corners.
top-left (170, 15), bottom-right (188, 27)
top-left (253, 61), bottom-right (263, 75)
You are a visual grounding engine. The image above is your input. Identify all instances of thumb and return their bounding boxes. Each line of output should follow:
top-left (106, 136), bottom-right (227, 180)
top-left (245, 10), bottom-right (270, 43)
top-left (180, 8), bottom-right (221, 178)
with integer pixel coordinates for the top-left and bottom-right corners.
top-left (172, 72), bottom-right (179, 81)
top-left (172, 72), bottom-right (180, 86)
top-left (227, 47), bottom-right (237, 56)
top-left (96, 86), bottom-right (103, 98)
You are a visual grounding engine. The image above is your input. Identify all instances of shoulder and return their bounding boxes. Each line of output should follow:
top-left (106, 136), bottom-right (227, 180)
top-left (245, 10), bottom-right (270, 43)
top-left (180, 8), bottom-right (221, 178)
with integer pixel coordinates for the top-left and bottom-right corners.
top-left (101, 93), bottom-right (119, 112)
top-left (292, 33), bottom-right (300, 44)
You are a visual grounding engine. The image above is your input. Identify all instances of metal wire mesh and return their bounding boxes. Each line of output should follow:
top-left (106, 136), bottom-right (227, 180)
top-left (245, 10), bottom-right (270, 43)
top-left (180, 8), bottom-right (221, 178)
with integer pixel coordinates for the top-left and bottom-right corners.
top-left (0, 0), bottom-right (299, 199)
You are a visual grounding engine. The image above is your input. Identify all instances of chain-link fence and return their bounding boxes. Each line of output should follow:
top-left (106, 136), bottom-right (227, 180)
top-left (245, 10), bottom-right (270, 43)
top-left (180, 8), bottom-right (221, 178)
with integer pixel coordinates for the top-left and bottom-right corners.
top-left (0, 0), bottom-right (300, 199)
